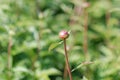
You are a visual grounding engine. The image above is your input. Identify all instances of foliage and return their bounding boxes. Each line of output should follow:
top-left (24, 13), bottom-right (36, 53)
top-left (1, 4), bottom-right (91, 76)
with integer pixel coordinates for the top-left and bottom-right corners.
top-left (0, 0), bottom-right (120, 80)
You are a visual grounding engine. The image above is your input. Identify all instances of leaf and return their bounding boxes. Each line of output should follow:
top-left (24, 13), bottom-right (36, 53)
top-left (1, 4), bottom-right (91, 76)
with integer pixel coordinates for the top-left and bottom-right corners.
top-left (13, 66), bottom-right (30, 73)
top-left (46, 68), bottom-right (62, 75)
top-left (71, 61), bottom-right (93, 72)
top-left (36, 68), bottom-right (61, 78)
top-left (109, 8), bottom-right (120, 13)
top-left (48, 41), bottom-right (63, 52)
top-left (82, 76), bottom-right (88, 80)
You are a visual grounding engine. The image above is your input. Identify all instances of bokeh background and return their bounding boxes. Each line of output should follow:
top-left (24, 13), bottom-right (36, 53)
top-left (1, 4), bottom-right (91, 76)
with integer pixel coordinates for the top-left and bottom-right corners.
top-left (0, 0), bottom-right (120, 80)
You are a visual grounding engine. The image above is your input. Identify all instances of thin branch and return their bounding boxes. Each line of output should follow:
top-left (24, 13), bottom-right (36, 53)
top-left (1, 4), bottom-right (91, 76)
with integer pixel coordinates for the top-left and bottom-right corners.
top-left (35, 0), bottom-right (40, 19)
top-left (83, 10), bottom-right (88, 59)
top-left (7, 36), bottom-right (12, 80)
top-left (63, 39), bottom-right (72, 80)
top-left (31, 30), bottom-right (41, 70)
top-left (63, 63), bottom-right (68, 80)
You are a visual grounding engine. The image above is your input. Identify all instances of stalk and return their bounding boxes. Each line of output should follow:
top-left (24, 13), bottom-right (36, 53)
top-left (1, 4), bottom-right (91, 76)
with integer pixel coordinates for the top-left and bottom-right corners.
top-left (83, 10), bottom-right (88, 60)
top-left (7, 35), bottom-right (12, 80)
top-left (63, 63), bottom-right (67, 80)
top-left (105, 11), bottom-right (110, 47)
top-left (63, 39), bottom-right (72, 80)
top-left (31, 29), bottom-right (41, 70)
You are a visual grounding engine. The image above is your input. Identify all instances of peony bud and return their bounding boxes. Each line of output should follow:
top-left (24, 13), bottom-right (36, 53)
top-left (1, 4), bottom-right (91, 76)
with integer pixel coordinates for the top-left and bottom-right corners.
top-left (82, 2), bottom-right (90, 8)
top-left (59, 30), bottom-right (69, 40)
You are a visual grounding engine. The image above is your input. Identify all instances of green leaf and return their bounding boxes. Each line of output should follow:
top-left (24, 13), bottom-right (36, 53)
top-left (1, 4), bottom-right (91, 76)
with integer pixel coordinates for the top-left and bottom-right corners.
top-left (35, 68), bottom-right (61, 79)
top-left (71, 61), bottom-right (93, 72)
top-left (46, 68), bottom-right (62, 75)
top-left (109, 8), bottom-right (120, 13)
top-left (48, 41), bottom-right (63, 52)
top-left (82, 76), bottom-right (88, 80)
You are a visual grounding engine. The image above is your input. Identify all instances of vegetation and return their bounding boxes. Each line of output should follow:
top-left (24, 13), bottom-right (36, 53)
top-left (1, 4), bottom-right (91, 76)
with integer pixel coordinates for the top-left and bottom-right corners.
top-left (0, 0), bottom-right (120, 80)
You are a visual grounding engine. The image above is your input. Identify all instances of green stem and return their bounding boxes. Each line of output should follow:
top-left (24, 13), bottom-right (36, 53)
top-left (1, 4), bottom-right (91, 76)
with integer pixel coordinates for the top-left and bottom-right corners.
top-left (7, 36), bottom-right (12, 80)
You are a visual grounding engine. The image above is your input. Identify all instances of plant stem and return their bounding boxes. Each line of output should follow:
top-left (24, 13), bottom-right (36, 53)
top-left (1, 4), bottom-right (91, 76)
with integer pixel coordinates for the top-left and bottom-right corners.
top-left (63, 39), bottom-right (72, 80)
top-left (105, 11), bottom-right (111, 47)
top-left (7, 36), bottom-right (12, 80)
top-left (35, 0), bottom-right (40, 19)
top-left (31, 30), bottom-right (41, 70)
top-left (63, 63), bottom-right (67, 80)
top-left (83, 9), bottom-right (88, 60)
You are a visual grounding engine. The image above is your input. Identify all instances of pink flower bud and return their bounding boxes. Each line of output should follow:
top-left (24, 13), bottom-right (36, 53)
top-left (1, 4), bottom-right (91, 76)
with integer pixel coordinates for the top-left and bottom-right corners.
top-left (82, 2), bottom-right (90, 8)
top-left (59, 30), bottom-right (69, 40)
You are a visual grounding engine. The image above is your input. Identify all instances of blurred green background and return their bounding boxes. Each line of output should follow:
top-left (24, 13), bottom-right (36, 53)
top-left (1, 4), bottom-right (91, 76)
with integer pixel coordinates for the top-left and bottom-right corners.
top-left (0, 0), bottom-right (120, 80)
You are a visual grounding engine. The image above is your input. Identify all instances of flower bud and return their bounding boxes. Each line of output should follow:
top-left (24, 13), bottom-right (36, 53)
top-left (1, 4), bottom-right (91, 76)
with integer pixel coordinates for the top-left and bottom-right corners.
top-left (82, 2), bottom-right (90, 8)
top-left (59, 30), bottom-right (69, 40)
